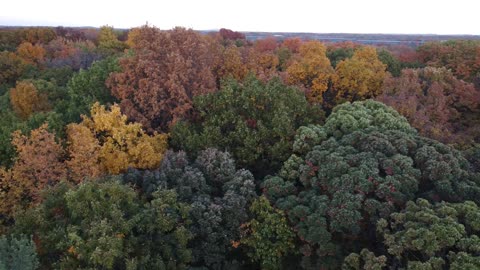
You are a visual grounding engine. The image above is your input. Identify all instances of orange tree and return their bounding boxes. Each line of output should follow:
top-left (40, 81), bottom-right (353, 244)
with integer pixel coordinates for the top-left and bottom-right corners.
top-left (286, 41), bottom-right (334, 104)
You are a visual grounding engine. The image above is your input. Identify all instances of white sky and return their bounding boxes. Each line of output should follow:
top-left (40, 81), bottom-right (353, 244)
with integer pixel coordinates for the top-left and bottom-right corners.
top-left (0, 0), bottom-right (479, 35)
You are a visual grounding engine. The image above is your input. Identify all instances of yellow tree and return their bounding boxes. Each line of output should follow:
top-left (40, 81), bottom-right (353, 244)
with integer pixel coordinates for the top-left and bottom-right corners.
top-left (98, 25), bottom-right (126, 52)
top-left (16, 42), bottom-right (46, 66)
top-left (286, 41), bottom-right (334, 104)
top-left (125, 27), bottom-right (142, 48)
top-left (10, 81), bottom-right (50, 119)
top-left (65, 124), bottom-right (102, 183)
top-left (215, 45), bottom-right (248, 82)
top-left (67, 102), bottom-right (168, 178)
top-left (333, 46), bottom-right (387, 103)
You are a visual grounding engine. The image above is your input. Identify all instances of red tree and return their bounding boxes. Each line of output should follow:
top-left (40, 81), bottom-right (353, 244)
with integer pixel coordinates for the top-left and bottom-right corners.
top-left (219, 28), bottom-right (245, 40)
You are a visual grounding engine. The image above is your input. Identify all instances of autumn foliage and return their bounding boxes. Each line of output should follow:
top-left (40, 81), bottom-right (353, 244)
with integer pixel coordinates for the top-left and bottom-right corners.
top-left (333, 46), bottom-right (387, 103)
top-left (16, 42), bottom-right (46, 66)
top-left (97, 25), bottom-right (126, 53)
top-left (19, 27), bottom-right (57, 45)
top-left (107, 26), bottom-right (216, 132)
top-left (219, 28), bottom-right (245, 40)
top-left (10, 81), bottom-right (50, 119)
top-left (66, 102), bottom-right (168, 179)
top-left (0, 124), bottom-right (66, 216)
top-left (378, 67), bottom-right (480, 145)
top-left (213, 45), bottom-right (248, 82)
top-left (0, 51), bottom-right (27, 84)
top-left (1, 25), bottom-right (480, 270)
top-left (417, 40), bottom-right (480, 81)
top-left (286, 41), bottom-right (334, 104)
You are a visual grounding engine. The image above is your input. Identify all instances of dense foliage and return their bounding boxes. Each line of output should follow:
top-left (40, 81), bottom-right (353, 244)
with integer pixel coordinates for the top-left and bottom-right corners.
top-left (375, 198), bottom-right (480, 269)
top-left (239, 196), bottom-right (296, 269)
top-left (262, 100), bottom-right (480, 269)
top-left (122, 148), bottom-right (256, 269)
top-left (1, 26), bottom-right (480, 270)
top-left (66, 102), bottom-right (168, 179)
top-left (107, 26), bottom-right (217, 133)
top-left (13, 180), bottom-right (191, 269)
top-left (378, 67), bottom-right (480, 146)
top-left (0, 234), bottom-right (38, 270)
top-left (171, 76), bottom-right (324, 177)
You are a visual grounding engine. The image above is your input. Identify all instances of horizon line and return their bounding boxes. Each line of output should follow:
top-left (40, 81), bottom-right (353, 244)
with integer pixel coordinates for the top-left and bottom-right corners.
top-left (1, 24), bottom-right (480, 37)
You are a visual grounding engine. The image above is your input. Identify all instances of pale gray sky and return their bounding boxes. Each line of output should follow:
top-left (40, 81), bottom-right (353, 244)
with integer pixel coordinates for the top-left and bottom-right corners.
top-left (1, 0), bottom-right (478, 34)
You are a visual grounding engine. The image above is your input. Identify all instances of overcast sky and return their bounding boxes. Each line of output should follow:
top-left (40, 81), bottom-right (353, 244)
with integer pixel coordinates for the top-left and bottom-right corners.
top-left (1, 0), bottom-right (478, 35)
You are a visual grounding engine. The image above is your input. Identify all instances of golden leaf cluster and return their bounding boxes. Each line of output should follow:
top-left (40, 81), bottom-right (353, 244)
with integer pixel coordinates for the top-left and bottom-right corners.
top-left (333, 46), bottom-right (387, 103)
top-left (286, 41), bottom-right (334, 104)
top-left (67, 103), bottom-right (168, 181)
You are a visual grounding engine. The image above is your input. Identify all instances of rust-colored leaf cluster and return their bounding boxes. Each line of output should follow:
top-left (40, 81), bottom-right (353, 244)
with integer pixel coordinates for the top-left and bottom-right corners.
top-left (107, 26), bottom-right (216, 133)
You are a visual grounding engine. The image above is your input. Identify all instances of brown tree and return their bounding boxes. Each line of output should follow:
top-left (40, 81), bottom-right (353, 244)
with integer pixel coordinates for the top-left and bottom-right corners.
top-left (214, 45), bottom-right (248, 82)
top-left (377, 67), bottom-right (480, 145)
top-left (9, 81), bottom-right (50, 119)
top-left (0, 167), bottom-right (14, 217)
top-left (253, 36), bottom-right (278, 52)
top-left (219, 28), bottom-right (245, 40)
top-left (0, 51), bottom-right (28, 84)
top-left (282, 37), bottom-right (302, 53)
top-left (417, 41), bottom-right (480, 81)
top-left (107, 26), bottom-right (216, 132)
top-left (19, 27), bottom-right (56, 44)
top-left (246, 47), bottom-right (280, 81)
top-left (16, 42), bottom-right (46, 66)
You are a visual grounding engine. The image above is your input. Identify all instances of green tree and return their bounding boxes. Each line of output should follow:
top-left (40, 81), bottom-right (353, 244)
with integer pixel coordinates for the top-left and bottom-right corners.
top-left (342, 249), bottom-right (386, 270)
top-left (262, 100), bottom-right (479, 269)
top-left (375, 199), bottom-right (480, 269)
top-left (0, 234), bottom-right (39, 270)
top-left (122, 148), bottom-right (256, 269)
top-left (97, 25), bottom-right (126, 55)
top-left (0, 51), bottom-right (28, 85)
top-left (326, 46), bottom-right (354, 68)
top-left (171, 76), bottom-right (324, 177)
top-left (377, 48), bottom-right (401, 77)
top-left (13, 179), bottom-right (192, 269)
top-left (55, 57), bottom-right (119, 124)
top-left (240, 196), bottom-right (296, 270)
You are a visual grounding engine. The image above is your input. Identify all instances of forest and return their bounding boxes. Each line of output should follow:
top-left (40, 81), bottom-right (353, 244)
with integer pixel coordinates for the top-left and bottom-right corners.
top-left (0, 25), bottom-right (480, 270)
